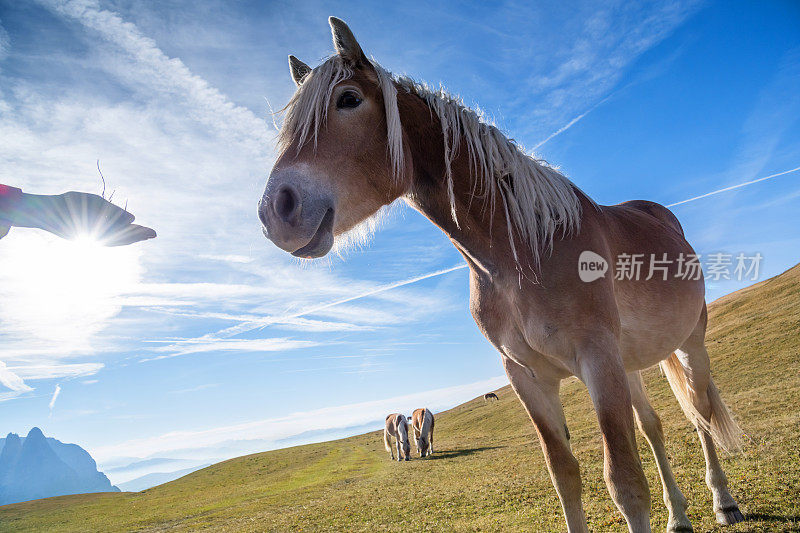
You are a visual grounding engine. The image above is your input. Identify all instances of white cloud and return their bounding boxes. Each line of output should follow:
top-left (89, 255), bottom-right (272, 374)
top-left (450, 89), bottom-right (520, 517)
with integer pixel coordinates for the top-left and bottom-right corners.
top-left (0, 1), bottom-right (293, 381)
top-left (199, 254), bottom-right (254, 264)
top-left (0, 361), bottom-right (33, 393)
top-left (8, 363), bottom-right (104, 380)
top-left (169, 383), bottom-right (219, 394)
top-left (143, 337), bottom-right (321, 361)
top-left (48, 384), bottom-right (62, 411)
top-left (487, 1), bottom-right (702, 142)
top-left (36, 0), bottom-right (270, 150)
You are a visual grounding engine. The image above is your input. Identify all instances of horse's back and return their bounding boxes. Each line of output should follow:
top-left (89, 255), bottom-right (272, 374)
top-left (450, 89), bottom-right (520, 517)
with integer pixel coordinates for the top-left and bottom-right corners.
top-left (613, 200), bottom-right (685, 237)
top-left (412, 407), bottom-right (431, 431)
top-left (596, 199), bottom-right (697, 268)
top-left (386, 413), bottom-right (403, 433)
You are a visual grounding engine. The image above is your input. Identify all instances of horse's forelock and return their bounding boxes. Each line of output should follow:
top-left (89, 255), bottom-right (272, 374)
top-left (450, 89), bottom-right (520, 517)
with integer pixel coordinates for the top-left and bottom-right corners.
top-left (277, 56), bottom-right (353, 157)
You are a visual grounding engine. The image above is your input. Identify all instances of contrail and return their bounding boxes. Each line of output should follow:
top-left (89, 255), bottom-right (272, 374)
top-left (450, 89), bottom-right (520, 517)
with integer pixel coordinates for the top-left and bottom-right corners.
top-left (667, 166), bottom-right (800, 207)
top-left (532, 93), bottom-right (615, 151)
top-left (286, 264), bottom-right (468, 320)
top-left (190, 263), bottom-right (469, 340)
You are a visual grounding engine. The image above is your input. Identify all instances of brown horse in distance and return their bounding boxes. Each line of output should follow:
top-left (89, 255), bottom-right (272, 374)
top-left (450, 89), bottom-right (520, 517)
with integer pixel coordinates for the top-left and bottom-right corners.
top-left (384, 413), bottom-right (411, 461)
top-left (410, 408), bottom-right (435, 458)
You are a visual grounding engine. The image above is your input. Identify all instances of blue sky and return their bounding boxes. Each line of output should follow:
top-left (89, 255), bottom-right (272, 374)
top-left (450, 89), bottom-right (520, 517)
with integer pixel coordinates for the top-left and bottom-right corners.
top-left (1, 0), bottom-right (799, 480)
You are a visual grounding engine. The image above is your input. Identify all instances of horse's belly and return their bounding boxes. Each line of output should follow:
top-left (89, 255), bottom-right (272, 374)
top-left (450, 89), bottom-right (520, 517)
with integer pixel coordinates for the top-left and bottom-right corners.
top-left (616, 285), bottom-right (703, 371)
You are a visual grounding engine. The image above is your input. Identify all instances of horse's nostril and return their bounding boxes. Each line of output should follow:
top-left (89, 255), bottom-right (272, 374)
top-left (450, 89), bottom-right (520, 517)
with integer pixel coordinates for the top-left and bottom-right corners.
top-left (274, 185), bottom-right (300, 222)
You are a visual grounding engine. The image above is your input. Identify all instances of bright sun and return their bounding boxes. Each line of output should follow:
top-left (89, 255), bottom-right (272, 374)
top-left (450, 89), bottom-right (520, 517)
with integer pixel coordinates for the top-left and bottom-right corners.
top-left (0, 230), bottom-right (143, 352)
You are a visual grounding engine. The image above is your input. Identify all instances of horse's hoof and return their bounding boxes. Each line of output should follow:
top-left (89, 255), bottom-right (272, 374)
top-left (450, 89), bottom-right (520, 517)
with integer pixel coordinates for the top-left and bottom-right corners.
top-left (715, 506), bottom-right (745, 525)
top-left (667, 525), bottom-right (693, 533)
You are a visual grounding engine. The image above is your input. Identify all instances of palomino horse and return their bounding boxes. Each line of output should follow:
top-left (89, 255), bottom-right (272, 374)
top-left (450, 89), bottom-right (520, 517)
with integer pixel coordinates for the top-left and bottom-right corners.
top-left (411, 408), bottom-right (435, 458)
top-left (483, 392), bottom-right (499, 402)
top-left (258, 17), bottom-right (745, 533)
top-left (384, 413), bottom-right (411, 461)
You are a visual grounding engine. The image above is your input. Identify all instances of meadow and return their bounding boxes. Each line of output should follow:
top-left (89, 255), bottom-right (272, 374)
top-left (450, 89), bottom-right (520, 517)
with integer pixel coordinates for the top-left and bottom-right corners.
top-left (1, 264), bottom-right (798, 532)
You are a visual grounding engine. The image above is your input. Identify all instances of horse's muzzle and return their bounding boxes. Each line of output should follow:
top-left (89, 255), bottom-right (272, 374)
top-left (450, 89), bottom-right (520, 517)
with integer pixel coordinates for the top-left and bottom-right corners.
top-left (259, 170), bottom-right (335, 258)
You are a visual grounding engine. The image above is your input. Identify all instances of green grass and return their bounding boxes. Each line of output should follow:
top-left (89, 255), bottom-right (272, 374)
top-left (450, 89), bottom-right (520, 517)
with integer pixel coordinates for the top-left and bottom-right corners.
top-left (2, 264), bottom-right (799, 532)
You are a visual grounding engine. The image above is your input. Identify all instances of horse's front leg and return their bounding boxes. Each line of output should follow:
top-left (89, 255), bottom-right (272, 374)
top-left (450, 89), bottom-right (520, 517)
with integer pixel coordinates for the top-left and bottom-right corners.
top-left (501, 355), bottom-right (588, 533)
top-left (577, 335), bottom-right (652, 533)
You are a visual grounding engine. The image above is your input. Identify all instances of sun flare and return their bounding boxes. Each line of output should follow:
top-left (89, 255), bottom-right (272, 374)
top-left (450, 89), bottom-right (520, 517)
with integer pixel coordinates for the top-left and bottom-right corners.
top-left (0, 230), bottom-right (143, 352)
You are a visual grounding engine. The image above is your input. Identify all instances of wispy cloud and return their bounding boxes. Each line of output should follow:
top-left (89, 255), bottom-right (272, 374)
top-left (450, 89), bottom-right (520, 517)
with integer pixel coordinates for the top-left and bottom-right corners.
top-left (143, 337), bottom-right (321, 361)
top-left (36, 0), bottom-right (269, 149)
top-left (201, 264), bottom-right (467, 339)
top-left (144, 264), bottom-right (467, 361)
top-left (48, 383), bottom-right (61, 412)
top-left (0, 0), bottom-right (287, 387)
top-left (8, 363), bottom-right (104, 380)
top-left (0, 361), bottom-right (33, 394)
top-left (499, 1), bottom-right (702, 141)
top-left (169, 383), bottom-right (219, 395)
top-left (199, 254), bottom-right (255, 264)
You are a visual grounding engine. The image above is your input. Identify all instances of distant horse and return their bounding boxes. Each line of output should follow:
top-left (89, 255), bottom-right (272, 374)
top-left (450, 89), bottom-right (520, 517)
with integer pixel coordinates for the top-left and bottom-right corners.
top-left (259, 18), bottom-right (745, 532)
top-left (484, 392), bottom-right (499, 402)
top-left (384, 413), bottom-right (411, 461)
top-left (411, 408), bottom-right (435, 457)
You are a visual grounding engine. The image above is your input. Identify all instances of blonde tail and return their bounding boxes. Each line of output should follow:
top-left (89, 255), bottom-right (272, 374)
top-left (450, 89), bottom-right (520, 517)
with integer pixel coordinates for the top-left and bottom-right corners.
top-left (660, 352), bottom-right (743, 453)
top-left (383, 428), bottom-right (393, 457)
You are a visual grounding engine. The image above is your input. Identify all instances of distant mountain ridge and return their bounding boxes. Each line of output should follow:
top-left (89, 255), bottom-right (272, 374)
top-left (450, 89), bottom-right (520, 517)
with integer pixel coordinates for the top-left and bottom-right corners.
top-left (117, 464), bottom-right (210, 493)
top-left (0, 427), bottom-right (118, 506)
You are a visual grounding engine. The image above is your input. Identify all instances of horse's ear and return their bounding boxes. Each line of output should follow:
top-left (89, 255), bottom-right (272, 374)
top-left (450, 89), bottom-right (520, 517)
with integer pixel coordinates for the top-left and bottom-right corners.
top-left (329, 16), bottom-right (367, 65)
top-left (288, 55), bottom-right (311, 87)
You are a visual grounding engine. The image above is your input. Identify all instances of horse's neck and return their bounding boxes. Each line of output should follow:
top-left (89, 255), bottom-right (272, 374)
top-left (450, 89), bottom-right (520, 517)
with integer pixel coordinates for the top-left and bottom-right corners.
top-left (398, 91), bottom-right (516, 279)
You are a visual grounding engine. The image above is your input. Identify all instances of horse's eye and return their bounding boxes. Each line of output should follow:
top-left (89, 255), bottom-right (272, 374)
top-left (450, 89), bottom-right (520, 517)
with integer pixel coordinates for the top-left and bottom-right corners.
top-left (337, 91), bottom-right (362, 109)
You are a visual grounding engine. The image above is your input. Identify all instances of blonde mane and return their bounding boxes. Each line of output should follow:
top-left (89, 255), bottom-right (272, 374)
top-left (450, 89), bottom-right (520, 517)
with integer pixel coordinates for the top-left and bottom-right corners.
top-left (277, 56), bottom-right (583, 267)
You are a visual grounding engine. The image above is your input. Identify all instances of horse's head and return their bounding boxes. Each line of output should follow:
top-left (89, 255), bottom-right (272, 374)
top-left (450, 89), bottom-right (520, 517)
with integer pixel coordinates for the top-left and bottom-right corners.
top-left (399, 417), bottom-right (411, 461)
top-left (259, 17), bottom-right (407, 258)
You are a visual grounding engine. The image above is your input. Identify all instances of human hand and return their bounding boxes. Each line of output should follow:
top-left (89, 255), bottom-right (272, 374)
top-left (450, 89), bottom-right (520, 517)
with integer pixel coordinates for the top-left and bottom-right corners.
top-left (26, 191), bottom-right (156, 246)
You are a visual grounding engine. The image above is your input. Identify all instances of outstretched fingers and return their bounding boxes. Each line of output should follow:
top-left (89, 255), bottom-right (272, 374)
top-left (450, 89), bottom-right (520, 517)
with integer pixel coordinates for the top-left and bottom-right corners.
top-left (102, 224), bottom-right (157, 246)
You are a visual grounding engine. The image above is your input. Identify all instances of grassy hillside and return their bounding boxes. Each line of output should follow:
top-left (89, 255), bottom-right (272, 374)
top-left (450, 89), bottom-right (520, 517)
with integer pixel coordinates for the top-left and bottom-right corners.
top-left (2, 265), bottom-right (799, 532)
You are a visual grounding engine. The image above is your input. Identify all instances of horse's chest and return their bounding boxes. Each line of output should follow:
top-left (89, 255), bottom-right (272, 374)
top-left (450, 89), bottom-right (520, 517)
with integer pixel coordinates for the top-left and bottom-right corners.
top-left (469, 276), bottom-right (560, 354)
